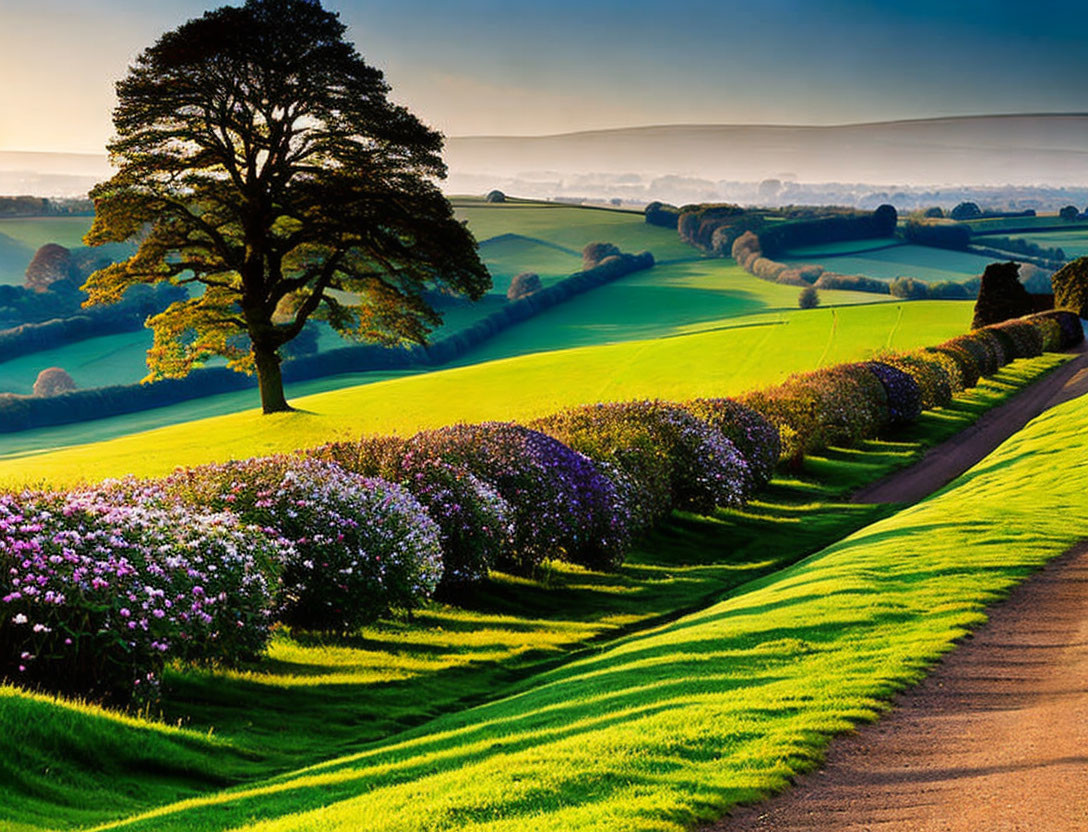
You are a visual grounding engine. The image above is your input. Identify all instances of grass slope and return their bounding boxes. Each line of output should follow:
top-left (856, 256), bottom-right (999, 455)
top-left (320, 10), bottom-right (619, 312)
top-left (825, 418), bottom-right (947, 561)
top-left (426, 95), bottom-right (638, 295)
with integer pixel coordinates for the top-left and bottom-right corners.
top-left (70, 362), bottom-right (1088, 832)
top-left (0, 354), bottom-right (1066, 831)
top-left (0, 301), bottom-right (972, 488)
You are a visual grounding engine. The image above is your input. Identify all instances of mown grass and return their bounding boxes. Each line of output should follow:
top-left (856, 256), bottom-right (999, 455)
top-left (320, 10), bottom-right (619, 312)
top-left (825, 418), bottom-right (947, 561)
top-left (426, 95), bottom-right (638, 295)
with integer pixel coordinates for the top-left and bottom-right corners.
top-left (783, 244), bottom-right (994, 283)
top-left (56, 360), bottom-right (1087, 832)
top-left (0, 353), bottom-right (1068, 831)
top-left (0, 301), bottom-right (973, 487)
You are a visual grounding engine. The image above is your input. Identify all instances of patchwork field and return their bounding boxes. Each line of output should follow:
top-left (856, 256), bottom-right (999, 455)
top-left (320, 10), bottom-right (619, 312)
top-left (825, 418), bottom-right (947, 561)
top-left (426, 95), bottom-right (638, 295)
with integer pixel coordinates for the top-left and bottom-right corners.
top-left (976, 227), bottom-right (1088, 259)
top-left (782, 244), bottom-right (994, 284)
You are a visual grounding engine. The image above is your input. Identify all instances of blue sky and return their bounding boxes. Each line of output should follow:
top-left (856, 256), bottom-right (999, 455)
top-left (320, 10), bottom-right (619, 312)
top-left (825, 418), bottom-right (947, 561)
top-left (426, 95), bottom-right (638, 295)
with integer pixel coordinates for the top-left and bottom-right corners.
top-left (2, 0), bottom-right (1086, 152)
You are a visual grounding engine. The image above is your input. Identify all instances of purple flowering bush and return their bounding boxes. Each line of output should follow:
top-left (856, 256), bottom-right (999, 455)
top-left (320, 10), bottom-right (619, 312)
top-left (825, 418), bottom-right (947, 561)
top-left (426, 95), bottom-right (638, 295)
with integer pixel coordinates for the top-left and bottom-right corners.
top-left (881, 352), bottom-right (954, 410)
top-left (531, 401), bottom-right (749, 525)
top-left (1027, 310), bottom-right (1083, 350)
top-left (311, 439), bottom-right (513, 587)
top-left (167, 456), bottom-right (443, 632)
top-left (0, 482), bottom-right (282, 703)
top-left (407, 423), bottom-right (630, 571)
top-left (865, 362), bottom-right (923, 425)
top-left (680, 398), bottom-right (781, 491)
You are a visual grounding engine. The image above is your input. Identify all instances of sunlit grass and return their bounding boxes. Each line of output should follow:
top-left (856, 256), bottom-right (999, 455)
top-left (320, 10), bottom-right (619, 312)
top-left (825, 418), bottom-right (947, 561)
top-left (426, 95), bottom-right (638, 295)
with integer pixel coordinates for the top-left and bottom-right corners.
top-left (0, 301), bottom-right (973, 488)
top-left (0, 354), bottom-right (1068, 831)
top-left (77, 389), bottom-right (1088, 832)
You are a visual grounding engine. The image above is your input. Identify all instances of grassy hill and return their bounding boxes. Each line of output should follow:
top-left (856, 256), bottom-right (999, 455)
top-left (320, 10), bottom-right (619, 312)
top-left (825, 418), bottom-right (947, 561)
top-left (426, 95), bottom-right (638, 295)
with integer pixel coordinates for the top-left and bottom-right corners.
top-left (0, 300), bottom-right (972, 488)
top-left (0, 352), bottom-right (1075, 832)
top-left (0, 351), bottom-right (1070, 832)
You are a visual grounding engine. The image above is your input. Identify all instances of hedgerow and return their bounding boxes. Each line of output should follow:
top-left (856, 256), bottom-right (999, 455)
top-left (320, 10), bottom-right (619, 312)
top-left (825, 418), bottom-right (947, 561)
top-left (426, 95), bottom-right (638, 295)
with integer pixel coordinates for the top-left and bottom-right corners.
top-left (531, 401), bottom-right (749, 530)
top-left (679, 398), bottom-right (781, 490)
top-left (865, 362), bottom-right (922, 425)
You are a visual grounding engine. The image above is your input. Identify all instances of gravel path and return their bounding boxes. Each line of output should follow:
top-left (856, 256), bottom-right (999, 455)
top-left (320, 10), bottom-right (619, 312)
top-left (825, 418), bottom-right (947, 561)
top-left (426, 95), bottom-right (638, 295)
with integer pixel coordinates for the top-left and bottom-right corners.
top-left (852, 342), bottom-right (1088, 505)
top-left (712, 541), bottom-right (1088, 831)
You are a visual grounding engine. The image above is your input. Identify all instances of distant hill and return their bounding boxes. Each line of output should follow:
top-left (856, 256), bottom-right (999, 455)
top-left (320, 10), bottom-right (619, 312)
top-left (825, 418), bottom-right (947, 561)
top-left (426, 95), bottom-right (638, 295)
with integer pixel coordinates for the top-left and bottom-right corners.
top-left (0, 151), bottom-right (109, 197)
top-left (445, 114), bottom-right (1088, 187)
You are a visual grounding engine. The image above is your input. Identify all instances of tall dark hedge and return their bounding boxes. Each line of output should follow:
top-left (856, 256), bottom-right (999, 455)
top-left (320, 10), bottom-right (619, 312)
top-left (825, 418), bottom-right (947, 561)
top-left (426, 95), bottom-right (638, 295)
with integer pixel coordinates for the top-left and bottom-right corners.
top-left (972, 261), bottom-right (1036, 328)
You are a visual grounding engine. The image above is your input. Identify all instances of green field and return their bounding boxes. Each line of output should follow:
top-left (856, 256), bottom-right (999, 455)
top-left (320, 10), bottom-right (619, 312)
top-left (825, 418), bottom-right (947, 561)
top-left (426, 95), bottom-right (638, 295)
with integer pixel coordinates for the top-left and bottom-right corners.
top-left (962, 215), bottom-right (1088, 234)
top-left (453, 200), bottom-right (700, 263)
top-left (783, 244), bottom-right (993, 283)
top-left (0, 353), bottom-right (1076, 832)
top-left (976, 228), bottom-right (1088, 259)
top-left (0, 351), bottom-right (1069, 832)
top-left (0, 300), bottom-right (972, 488)
top-left (782, 239), bottom-right (906, 258)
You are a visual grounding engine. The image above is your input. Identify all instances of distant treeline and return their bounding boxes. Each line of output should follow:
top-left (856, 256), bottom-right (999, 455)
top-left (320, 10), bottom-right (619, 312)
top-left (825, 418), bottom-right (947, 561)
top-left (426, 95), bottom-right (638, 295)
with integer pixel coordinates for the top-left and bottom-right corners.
top-left (0, 196), bottom-right (93, 217)
top-left (0, 284), bottom-right (186, 364)
top-left (0, 251), bottom-right (655, 433)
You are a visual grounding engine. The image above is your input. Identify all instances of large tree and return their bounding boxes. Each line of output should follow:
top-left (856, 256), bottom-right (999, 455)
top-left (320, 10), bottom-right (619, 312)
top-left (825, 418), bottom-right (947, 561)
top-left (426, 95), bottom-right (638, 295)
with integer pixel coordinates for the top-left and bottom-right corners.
top-left (83, 0), bottom-right (489, 412)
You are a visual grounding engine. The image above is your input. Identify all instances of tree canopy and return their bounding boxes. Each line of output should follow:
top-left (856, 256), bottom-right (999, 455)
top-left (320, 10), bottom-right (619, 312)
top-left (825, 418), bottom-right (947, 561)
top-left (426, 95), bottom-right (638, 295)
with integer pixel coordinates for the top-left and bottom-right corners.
top-left (83, 0), bottom-right (489, 412)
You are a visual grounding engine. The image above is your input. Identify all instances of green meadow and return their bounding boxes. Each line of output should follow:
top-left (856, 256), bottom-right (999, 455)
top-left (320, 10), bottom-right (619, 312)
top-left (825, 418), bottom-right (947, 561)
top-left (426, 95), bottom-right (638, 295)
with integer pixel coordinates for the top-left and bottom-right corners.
top-left (0, 352), bottom-right (1070, 832)
top-left (976, 227), bottom-right (1088, 259)
top-left (0, 300), bottom-right (972, 488)
top-left (783, 243), bottom-right (993, 283)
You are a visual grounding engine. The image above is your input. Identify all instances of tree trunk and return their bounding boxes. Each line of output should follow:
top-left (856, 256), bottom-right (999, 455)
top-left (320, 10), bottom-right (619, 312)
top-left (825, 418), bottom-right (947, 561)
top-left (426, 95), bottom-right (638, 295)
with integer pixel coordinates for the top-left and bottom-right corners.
top-left (253, 344), bottom-right (292, 413)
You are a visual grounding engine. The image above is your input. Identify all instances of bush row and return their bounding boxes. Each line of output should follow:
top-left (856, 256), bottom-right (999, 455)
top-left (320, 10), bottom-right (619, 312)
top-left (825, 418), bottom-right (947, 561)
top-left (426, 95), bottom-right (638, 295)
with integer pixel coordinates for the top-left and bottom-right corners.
top-left (3, 312), bottom-right (1077, 704)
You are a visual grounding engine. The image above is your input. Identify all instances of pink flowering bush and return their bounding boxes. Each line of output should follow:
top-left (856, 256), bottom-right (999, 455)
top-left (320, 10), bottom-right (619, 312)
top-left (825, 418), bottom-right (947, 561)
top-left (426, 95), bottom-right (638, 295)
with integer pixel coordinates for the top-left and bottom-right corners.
top-left (311, 438), bottom-right (513, 587)
top-left (0, 482), bottom-right (282, 703)
top-left (407, 423), bottom-right (631, 571)
top-left (167, 456), bottom-right (443, 632)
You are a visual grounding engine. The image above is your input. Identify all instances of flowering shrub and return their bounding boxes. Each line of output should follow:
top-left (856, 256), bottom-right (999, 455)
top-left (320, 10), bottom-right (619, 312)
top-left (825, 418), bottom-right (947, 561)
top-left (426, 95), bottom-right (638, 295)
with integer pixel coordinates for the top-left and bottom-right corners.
top-left (0, 483), bottom-right (281, 703)
top-left (942, 334), bottom-right (999, 378)
top-left (882, 352), bottom-right (954, 410)
top-left (741, 365), bottom-right (888, 463)
top-left (922, 348), bottom-right (966, 393)
top-left (680, 398), bottom-right (781, 489)
top-left (531, 402), bottom-right (749, 528)
top-left (310, 439), bottom-right (512, 587)
top-left (407, 423), bottom-right (630, 571)
top-left (167, 457), bottom-right (443, 632)
top-left (968, 328), bottom-right (1009, 371)
top-left (985, 320), bottom-right (1043, 360)
top-left (930, 344), bottom-right (979, 389)
top-left (866, 362), bottom-right (923, 425)
top-left (1027, 310), bottom-right (1084, 350)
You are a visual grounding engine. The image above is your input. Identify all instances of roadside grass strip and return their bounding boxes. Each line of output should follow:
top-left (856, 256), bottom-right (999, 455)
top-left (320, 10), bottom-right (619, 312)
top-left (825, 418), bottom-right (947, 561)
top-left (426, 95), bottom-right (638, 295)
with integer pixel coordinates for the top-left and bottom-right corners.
top-left (84, 381), bottom-right (1088, 832)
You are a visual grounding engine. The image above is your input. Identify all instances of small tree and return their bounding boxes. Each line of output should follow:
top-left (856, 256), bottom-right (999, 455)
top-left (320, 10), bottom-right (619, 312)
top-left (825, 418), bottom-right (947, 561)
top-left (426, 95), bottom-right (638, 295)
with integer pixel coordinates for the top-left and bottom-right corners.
top-left (25, 244), bottom-right (76, 293)
top-left (485, 190), bottom-right (506, 203)
top-left (950, 201), bottom-right (982, 221)
top-left (798, 285), bottom-right (820, 309)
top-left (582, 242), bottom-right (621, 269)
top-left (1052, 256), bottom-right (1088, 318)
top-left (924, 207), bottom-right (944, 218)
top-left (507, 272), bottom-right (542, 301)
top-left (82, 0), bottom-right (489, 413)
top-left (1059, 205), bottom-right (1080, 221)
top-left (33, 367), bottom-right (77, 397)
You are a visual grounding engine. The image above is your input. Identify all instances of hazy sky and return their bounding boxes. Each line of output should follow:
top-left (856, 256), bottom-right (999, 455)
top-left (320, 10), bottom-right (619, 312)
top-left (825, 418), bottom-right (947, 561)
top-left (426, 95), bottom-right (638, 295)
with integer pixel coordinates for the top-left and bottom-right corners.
top-left (2, 0), bottom-right (1087, 154)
